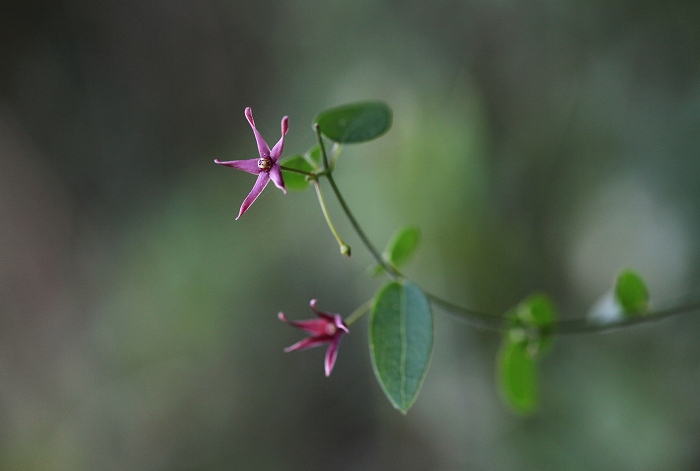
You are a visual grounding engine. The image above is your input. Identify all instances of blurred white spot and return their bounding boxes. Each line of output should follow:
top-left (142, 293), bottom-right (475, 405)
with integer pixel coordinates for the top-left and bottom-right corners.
top-left (588, 290), bottom-right (624, 324)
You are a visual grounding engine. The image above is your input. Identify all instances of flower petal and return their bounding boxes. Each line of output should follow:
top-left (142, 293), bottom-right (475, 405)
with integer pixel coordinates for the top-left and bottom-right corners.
top-left (309, 299), bottom-right (337, 323)
top-left (269, 164), bottom-right (287, 194)
top-left (214, 158), bottom-right (261, 175)
top-left (334, 315), bottom-right (350, 334)
top-left (278, 312), bottom-right (330, 335)
top-left (283, 336), bottom-right (331, 353)
top-left (269, 116), bottom-right (289, 162)
top-left (324, 336), bottom-right (344, 376)
top-left (236, 172), bottom-right (270, 220)
top-left (245, 107), bottom-right (271, 159)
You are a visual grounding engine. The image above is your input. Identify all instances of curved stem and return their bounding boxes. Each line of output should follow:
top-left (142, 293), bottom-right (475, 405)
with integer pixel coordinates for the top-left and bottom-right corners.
top-left (310, 127), bottom-right (700, 336)
top-left (324, 174), bottom-right (700, 334)
top-left (426, 294), bottom-right (508, 331)
top-left (325, 173), bottom-right (399, 278)
top-left (314, 124), bottom-right (396, 275)
top-left (553, 301), bottom-right (700, 335)
top-left (314, 180), bottom-right (351, 257)
top-left (428, 293), bottom-right (700, 335)
top-left (345, 298), bottom-right (373, 326)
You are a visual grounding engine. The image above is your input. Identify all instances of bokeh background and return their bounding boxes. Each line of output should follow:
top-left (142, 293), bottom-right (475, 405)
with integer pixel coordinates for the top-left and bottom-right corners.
top-left (2, 1), bottom-right (700, 469)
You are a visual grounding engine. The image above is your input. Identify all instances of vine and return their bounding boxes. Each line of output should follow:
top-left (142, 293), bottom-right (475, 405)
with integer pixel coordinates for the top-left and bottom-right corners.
top-left (215, 102), bottom-right (699, 414)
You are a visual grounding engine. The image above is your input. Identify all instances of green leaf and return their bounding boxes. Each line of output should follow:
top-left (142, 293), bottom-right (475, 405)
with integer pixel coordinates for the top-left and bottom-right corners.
top-left (385, 226), bottom-right (420, 269)
top-left (498, 335), bottom-right (539, 414)
top-left (499, 294), bottom-right (555, 413)
top-left (315, 101), bottom-right (392, 143)
top-left (370, 281), bottom-right (432, 414)
top-left (280, 155), bottom-right (313, 191)
top-left (370, 226), bottom-right (421, 277)
top-left (307, 145), bottom-right (323, 167)
top-left (615, 269), bottom-right (650, 315)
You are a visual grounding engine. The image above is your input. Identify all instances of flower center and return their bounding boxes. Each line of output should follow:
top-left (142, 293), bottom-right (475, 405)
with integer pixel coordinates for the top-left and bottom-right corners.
top-left (325, 323), bottom-right (337, 336)
top-left (257, 157), bottom-right (273, 171)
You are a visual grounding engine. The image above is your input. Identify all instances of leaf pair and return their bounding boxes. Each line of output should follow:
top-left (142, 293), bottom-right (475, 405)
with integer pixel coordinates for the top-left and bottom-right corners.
top-left (498, 294), bottom-right (556, 414)
top-left (499, 270), bottom-right (650, 414)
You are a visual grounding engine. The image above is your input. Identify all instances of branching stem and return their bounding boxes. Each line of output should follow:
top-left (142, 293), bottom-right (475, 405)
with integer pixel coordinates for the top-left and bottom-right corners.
top-left (310, 123), bottom-right (699, 335)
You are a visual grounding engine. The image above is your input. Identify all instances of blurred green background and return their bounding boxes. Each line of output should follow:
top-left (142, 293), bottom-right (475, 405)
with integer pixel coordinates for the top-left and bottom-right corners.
top-left (2, 1), bottom-right (700, 470)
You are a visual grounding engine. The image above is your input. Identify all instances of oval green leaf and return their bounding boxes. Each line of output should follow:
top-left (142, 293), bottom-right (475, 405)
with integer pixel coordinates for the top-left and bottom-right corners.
top-left (498, 335), bottom-right (539, 414)
top-left (315, 101), bottom-right (392, 143)
top-left (615, 269), bottom-right (650, 315)
top-left (370, 281), bottom-right (432, 414)
top-left (280, 155), bottom-right (314, 191)
top-left (370, 226), bottom-right (421, 277)
top-left (385, 226), bottom-right (420, 269)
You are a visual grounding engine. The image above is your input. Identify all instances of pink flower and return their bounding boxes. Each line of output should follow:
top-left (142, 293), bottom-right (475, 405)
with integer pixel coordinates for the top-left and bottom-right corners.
top-left (278, 300), bottom-right (349, 377)
top-left (215, 107), bottom-right (288, 219)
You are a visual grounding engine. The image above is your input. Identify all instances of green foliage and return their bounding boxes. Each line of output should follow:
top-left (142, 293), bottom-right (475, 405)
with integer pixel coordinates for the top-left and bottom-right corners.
top-left (370, 281), bottom-right (432, 414)
top-left (512, 293), bottom-right (556, 328)
top-left (371, 226), bottom-right (421, 276)
top-left (510, 293), bottom-right (556, 355)
top-left (307, 145), bottom-right (323, 167)
top-left (498, 333), bottom-right (538, 414)
top-left (498, 294), bottom-right (557, 413)
top-left (385, 226), bottom-right (420, 269)
top-left (280, 155), bottom-right (314, 190)
top-left (315, 101), bottom-right (392, 143)
top-left (615, 269), bottom-right (650, 316)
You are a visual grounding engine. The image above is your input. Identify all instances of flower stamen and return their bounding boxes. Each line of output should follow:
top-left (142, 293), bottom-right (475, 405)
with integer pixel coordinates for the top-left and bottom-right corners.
top-left (257, 156), bottom-right (273, 171)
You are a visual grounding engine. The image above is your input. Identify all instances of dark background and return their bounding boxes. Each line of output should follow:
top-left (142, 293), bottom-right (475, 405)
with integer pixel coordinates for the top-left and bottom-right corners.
top-left (2, 1), bottom-right (700, 469)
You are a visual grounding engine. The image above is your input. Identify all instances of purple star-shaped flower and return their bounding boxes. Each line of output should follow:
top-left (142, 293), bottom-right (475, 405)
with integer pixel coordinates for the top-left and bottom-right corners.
top-left (215, 107), bottom-right (288, 219)
top-left (278, 299), bottom-right (350, 377)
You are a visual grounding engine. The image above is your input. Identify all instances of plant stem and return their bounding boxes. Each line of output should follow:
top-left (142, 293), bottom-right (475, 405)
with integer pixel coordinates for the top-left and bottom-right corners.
top-left (314, 124), bottom-right (332, 172)
top-left (345, 298), bottom-right (373, 326)
top-left (314, 124), bottom-right (393, 271)
top-left (426, 294), bottom-right (508, 331)
top-left (280, 165), bottom-right (314, 176)
top-left (322, 172), bottom-right (700, 334)
top-left (313, 180), bottom-right (351, 257)
top-left (310, 125), bottom-right (700, 336)
top-left (324, 172), bottom-right (399, 278)
top-left (553, 300), bottom-right (700, 335)
top-left (428, 292), bottom-right (700, 335)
